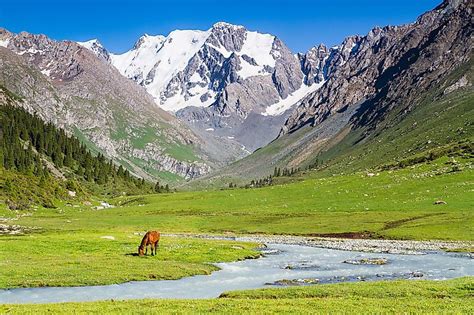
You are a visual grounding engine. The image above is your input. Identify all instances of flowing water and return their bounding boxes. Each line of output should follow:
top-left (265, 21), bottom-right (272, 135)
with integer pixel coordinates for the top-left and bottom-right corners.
top-left (1, 244), bottom-right (472, 304)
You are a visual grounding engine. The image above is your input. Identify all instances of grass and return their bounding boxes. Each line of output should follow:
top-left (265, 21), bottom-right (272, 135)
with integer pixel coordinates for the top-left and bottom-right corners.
top-left (1, 278), bottom-right (472, 314)
top-left (164, 143), bottom-right (200, 163)
top-left (130, 126), bottom-right (161, 150)
top-left (0, 168), bottom-right (65, 210)
top-left (312, 85), bottom-right (474, 177)
top-left (221, 276), bottom-right (474, 299)
top-left (105, 108), bottom-right (199, 182)
top-left (0, 146), bottom-right (472, 312)
top-left (446, 247), bottom-right (474, 253)
top-left (11, 156), bottom-right (473, 240)
top-left (0, 232), bottom-right (259, 289)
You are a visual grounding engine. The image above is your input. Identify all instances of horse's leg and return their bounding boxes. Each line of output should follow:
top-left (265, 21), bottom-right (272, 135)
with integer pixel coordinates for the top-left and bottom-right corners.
top-left (152, 243), bottom-right (156, 256)
top-left (145, 244), bottom-right (148, 256)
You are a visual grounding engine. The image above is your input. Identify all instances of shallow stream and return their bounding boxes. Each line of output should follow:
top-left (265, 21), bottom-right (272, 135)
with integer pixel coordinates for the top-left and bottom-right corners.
top-left (1, 244), bottom-right (472, 304)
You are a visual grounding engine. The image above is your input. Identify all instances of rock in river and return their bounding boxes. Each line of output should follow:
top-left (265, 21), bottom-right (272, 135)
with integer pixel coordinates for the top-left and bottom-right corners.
top-left (343, 257), bottom-right (388, 265)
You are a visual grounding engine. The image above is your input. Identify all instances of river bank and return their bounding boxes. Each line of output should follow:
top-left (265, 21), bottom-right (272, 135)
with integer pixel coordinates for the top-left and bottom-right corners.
top-left (164, 233), bottom-right (474, 256)
top-left (1, 242), bottom-right (472, 304)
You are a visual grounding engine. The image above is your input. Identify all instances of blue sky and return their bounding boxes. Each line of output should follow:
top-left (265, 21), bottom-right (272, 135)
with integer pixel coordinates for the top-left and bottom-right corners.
top-left (1, 0), bottom-right (440, 53)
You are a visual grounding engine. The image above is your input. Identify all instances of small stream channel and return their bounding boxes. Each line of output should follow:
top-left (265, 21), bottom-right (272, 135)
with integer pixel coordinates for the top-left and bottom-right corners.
top-left (0, 244), bottom-right (472, 304)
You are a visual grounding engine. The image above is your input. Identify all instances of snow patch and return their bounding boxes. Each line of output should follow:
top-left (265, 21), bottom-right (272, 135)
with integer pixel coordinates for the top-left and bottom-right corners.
top-left (263, 81), bottom-right (325, 116)
top-left (111, 34), bottom-right (166, 79)
top-left (0, 39), bottom-right (9, 48)
top-left (77, 39), bottom-right (101, 50)
top-left (238, 55), bottom-right (262, 79)
top-left (40, 69), bottom-right (51, 77)
top-left (189, 72), bottom-right (202, 83)
top-left (16, 48), bottom-right (42, 55)
top-left (160, 89), bottom-right (215, 112)
top-left (240, 31), bottom-right (276, 68)
top-left (207, 43), bottom-right (232, 58)
top-left (237, 31), bottom-right (276, 79)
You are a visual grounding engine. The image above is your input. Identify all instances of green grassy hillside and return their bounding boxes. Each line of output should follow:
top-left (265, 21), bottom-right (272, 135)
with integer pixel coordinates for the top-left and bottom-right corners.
top-left (1, 149), bottom-right (471, 290)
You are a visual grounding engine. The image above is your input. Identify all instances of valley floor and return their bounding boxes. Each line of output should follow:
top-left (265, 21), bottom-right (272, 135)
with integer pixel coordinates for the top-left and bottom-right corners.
top-left (0, 156), bottom-right (472, 312)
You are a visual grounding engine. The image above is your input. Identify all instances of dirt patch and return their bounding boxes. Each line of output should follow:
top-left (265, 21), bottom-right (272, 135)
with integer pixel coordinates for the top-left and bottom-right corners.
top-left (382, 213), bottom-right (445, 231)
top-left (308, 231), bottom-right (381, 239)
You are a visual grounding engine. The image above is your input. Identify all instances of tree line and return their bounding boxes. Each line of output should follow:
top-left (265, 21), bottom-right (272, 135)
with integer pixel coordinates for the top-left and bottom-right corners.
top-left (0, 105), bottom-right (145, 189)
top-left (227, 166), bottom-right (303, 189)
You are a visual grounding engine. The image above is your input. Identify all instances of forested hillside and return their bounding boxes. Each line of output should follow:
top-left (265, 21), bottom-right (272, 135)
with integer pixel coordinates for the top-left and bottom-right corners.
top-left (0, 103), bottom-right (155, 210)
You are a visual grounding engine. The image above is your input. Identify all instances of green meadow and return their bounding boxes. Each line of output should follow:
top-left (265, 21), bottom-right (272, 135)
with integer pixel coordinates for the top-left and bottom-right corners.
top-left (10, 156), bottom-right (473, 240)
top-left (0, 155), bottom-right (472, 312)
top-left (0, 234), bottom-right (259, 289)
top-left (1, 278), bottom-right (473, 314)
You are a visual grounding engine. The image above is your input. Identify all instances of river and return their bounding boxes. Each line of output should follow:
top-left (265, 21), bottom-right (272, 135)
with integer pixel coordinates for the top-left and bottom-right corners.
top-left (0, 243), bottom-right (472, 304)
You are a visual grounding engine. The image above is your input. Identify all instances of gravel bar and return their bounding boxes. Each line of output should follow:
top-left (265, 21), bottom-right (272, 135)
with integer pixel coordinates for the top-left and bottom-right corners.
top-left (163, 233), bottom-right (473, 255)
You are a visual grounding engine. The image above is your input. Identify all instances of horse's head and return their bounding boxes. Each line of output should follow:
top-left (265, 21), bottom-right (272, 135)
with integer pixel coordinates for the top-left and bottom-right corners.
top-left (138, 245), bottom-right (145, 256)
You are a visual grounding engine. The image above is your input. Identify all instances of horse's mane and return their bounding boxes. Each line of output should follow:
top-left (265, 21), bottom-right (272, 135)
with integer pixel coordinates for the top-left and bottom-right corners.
top-left (139, 233), bottom-right (149, 248)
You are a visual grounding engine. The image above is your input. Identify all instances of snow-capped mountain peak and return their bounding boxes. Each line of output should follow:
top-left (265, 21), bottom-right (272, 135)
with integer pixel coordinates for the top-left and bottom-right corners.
top-left (132, 33), bottom-right (166, 50)
top-left (77, 38), bottom-right (101, 49)
top-left (106, 22), bottom-right (330, 151)
top-left (77, 39), bottom-right (110, 62)
top-left (108, 23), bottom-right (304, 113)
top-left (212, 21), bottom-right (245, 30)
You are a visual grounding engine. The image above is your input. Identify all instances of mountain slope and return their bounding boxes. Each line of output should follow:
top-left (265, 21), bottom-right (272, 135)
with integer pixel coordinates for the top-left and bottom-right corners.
top-left (282, 0), bottom-right (471, 135)
top-left (0, 29), bottom-right (214, 182)
top-left (0, 95), bottom-right (154, 210)
top-left (188, 0), bottom-right (473, 187)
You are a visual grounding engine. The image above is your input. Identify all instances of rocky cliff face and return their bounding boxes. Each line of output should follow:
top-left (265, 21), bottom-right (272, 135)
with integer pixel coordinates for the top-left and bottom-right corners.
top-left (282, 0), bottom-right (472, 136)
top-left (0, 29), bottom-right (212, 181)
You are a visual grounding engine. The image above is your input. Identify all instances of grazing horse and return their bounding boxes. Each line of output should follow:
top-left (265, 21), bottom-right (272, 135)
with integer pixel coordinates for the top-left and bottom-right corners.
top-left (138, 231), bottom-right (160, 256)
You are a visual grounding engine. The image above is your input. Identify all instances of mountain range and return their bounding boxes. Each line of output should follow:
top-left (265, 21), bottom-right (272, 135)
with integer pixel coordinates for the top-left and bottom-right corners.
top-left (0, 0), bottom-right (471, 185)
top-left (88, 21), bottom-right (329, 153)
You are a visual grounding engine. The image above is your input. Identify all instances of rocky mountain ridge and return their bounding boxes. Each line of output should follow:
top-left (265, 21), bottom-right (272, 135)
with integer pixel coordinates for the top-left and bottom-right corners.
top-left (1, 0), bottom-right (469, 185)
top-left (281, 0), bottom-right (471, 136)
top-left (102, 22), bottom-right (336, 151)
top-left (84, 21), bottom-right (390, 152)
top-left (0, 29), bottom-right (212, 181)
top-left (185, 0), bottom-right (473, 185)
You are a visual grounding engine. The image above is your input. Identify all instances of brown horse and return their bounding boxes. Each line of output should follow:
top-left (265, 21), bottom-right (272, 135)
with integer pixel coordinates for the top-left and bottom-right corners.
top-left (138, 231), bottom-right (160, 256)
